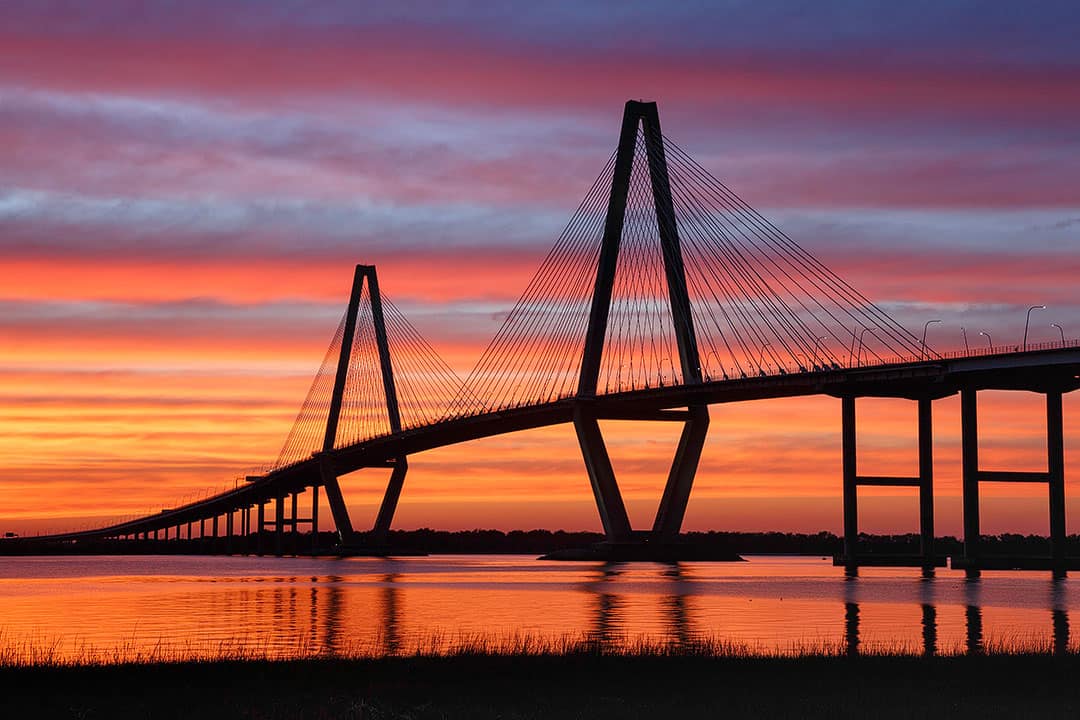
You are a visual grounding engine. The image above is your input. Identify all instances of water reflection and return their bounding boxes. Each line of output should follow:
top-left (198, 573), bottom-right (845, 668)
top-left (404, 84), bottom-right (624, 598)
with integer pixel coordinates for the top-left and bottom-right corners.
top-left (844, 576), bottom-right (859, 656)
top-left (0, 556), bottom-right (1076, 661)
top-left (919, 576), bottom-right (937, 657)
top-left (322, 575), bottom-right (344, 655)
top-left (965, 579), bottom-right (983, 655)
top-left (839, 577), bottom-right (988, 657)
top-left (1052, 578), bottom-right (1069, 656)
top-left (307, 582), bottom-right (318, 652)
top-left (380, 573), bottom-right (401, 655)
top-left (921, 603), bottom-right (937, 656)
top-left (661, 564), bottom-right (693, 648)
top-left (587, 563), bottom-right (624, 649)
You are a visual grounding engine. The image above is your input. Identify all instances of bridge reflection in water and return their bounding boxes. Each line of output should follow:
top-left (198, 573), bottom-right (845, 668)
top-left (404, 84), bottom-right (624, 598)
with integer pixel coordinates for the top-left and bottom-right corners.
top-left (0, 557), bottom-right (1075, 661)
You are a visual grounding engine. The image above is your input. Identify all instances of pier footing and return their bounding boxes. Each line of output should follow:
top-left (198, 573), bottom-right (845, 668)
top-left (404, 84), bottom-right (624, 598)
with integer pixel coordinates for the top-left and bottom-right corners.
top-left (331, 545), bottom-right (428, 558)
top-left (540, 541), bottom-right (743, 562)
top-left (951, 555), bottom-right (1076, 572)
top-left (833, 554), bottom-right (947, 568)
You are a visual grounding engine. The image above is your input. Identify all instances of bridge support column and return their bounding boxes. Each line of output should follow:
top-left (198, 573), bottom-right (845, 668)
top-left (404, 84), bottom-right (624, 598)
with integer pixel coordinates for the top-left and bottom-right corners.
top-left (211, 515), bottom-right (218, 545)
top-left (311, 485), bottom-right (320, 555)
top-left (373, 459), bottom-right (408, 547)
top-left (573, 407), bottom-right (633, 543)
top-left (274, 495), bottom-right (285, 557)
top-left (242, 507), bottom-right (250, 553)
top-left (842, 396), bottom-right (858, 570)
top-left (1048, 390), bottom-right (1067, 572)
top-left (918, 397), bottom-right (935, 567)
top-left (319, 462), bottom-right (356, 547)
top-left (256, 502), bottom-right (265, 556)
top-left (961, 389), bottom-right (981, 577)
top-left (960, 387), bottom-right (1070, 576)
top-left (652, 406), bottom-right (710, 541)
top-left (226, 511), bottom-right (233, 554)
top-left (840, 395), bottom-right (938, 571)
top-left (199, 518), bottom-right (206, 542)
top-left (290, 491), bottom-right (299, 555)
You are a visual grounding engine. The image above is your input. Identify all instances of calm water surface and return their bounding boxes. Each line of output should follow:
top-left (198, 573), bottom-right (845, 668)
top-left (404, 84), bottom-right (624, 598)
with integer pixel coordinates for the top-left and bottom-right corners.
top-left (0, 555), bottom-right (1075, 660)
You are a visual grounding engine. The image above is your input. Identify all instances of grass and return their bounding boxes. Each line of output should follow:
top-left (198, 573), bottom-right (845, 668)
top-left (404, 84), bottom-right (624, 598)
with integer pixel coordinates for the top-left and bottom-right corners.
top-left (0, 631), bottom-right (804, 668)
top-left (1, 634), bottom-right (1080, 718)
top-left (0, 625), bottom-right (1070, 668)
top-left (0, 628), bottom-right (1072, 670)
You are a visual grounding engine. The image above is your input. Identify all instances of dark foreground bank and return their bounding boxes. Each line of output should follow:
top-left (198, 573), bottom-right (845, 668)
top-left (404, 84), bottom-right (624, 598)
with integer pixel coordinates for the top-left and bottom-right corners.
top-left (3, 653), bottom-right (1079, 719)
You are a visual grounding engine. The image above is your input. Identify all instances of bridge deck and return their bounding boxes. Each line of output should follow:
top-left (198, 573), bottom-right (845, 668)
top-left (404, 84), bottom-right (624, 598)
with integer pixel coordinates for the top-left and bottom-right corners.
top-left (18, 345), bottom-right (1080, 544)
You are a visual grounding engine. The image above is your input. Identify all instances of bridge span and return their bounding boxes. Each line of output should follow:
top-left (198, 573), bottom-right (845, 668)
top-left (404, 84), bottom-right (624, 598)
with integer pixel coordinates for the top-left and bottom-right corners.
top-left (9, 100), bottom-right (1080, 575)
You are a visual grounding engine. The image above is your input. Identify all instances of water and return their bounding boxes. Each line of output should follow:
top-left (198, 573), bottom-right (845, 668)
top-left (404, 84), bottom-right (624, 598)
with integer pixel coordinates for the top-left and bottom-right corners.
top-left (0, 555), bottom-right (1075, 661)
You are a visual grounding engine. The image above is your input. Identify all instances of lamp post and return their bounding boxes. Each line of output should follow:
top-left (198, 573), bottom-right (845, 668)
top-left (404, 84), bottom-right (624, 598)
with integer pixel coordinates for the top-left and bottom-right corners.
top-left (961, 326), bottom-right (970, 354)
top-left (1023, 305), bottom-right (1046, 350)
top-left (921, 319), bottom-right (941, 360)
top-left (658, 356), bottom-right (674, 386)
top-left (856, 327), bottom-right (877, 367)
top-left (979, 331), bottom-right (992, 350)
top-left (708, 351), bottom-right (728, 381)
top-left (1051, 323), bottom-right (1065, 345)
top-left (811, 335), bottom-right (830, 368)
top-left (754, 342), bottom-right (771, 375)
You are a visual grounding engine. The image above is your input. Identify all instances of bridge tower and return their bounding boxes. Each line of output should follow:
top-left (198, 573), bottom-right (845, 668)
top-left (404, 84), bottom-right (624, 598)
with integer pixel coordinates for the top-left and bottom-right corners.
top-left (318, 264), bottom-right (408, 548)
top-left (575, 100), bottom-right (709, 546)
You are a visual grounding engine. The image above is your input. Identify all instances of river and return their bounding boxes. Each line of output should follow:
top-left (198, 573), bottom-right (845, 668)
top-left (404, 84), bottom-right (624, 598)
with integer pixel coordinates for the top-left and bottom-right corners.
top-left (0, 555), bottom-right (1074, 661)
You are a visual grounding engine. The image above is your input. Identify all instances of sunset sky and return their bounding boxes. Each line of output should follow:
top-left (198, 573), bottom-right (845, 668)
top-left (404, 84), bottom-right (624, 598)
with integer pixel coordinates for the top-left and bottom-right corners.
top-left (2, 1), bottom-right (1079, 537)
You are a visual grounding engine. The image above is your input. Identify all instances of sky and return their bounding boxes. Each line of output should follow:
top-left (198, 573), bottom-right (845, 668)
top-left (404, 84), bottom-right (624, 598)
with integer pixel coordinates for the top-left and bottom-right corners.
top-left (2, 0), bottom-right (1080, 537)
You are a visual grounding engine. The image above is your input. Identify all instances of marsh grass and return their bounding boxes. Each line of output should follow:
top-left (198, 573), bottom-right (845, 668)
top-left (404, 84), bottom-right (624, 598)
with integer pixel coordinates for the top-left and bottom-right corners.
top-left (0, 627), bottom-right (1072, 668)
top-left (3, 634), bottom-right (1080, 719)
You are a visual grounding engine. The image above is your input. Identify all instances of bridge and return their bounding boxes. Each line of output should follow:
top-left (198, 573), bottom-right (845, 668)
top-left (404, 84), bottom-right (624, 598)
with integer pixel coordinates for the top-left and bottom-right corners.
top-left (10, 101), bottom-right (1080, 575)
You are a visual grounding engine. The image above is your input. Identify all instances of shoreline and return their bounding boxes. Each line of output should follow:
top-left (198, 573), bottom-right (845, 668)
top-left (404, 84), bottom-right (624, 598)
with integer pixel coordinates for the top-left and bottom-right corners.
top-left (4, 529), bottom-right (1076, 558)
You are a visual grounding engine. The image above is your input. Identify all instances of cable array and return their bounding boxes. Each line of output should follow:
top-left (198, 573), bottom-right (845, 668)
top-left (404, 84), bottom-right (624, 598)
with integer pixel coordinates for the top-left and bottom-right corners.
top-left (443, 152), bottom-right (616, 416)
top-left (333, 292), bottom-right (464, 449)
top-left (272, 283), bottom-right (466, 469)
top-left (278, 119), bottom-right (930, 456)
top-left (273, 313), bottom-right (346, 468)
top-left (447, 124), bottom-right (927, 415)
top-left (663, 136), bottom-right (926, 379)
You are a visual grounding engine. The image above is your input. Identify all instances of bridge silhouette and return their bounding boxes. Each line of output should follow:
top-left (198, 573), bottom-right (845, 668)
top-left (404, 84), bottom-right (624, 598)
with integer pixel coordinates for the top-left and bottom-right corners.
top-left (14, 101), bottom-right (1080, 575)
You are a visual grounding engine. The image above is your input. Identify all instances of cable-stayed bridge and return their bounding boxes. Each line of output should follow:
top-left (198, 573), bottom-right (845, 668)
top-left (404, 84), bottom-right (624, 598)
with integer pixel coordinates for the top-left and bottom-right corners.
top-left (12, 101), bottom-right (1080, 574)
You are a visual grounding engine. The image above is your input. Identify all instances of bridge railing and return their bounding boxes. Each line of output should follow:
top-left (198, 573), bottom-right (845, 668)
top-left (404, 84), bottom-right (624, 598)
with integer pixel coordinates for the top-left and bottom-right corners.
top-left (698, 337), bottom-right (1080, 381)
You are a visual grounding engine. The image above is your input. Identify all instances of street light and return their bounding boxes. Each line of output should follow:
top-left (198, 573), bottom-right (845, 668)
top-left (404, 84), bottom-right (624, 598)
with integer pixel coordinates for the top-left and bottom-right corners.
top-left (856, 327), bottom-right (876, 367)
top-left (708, 351), bottom-right (728, 381)
top-left (754, 342), bottom-right (771, 375)
top-left (1051, 323), bottom-right (1065, 345)
top-left (1023, 305), bottom-right (1046, 350)
top-left (921, 319), bottom-right (941, 360)
top-left (961, 326), bottom-right (970, 354)
top-left (811, 335), bottom-right (830, 368)
top-left (658, 356), bottom-right (674, 386)
top-left (979, 330), bottom-right (992, 350)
